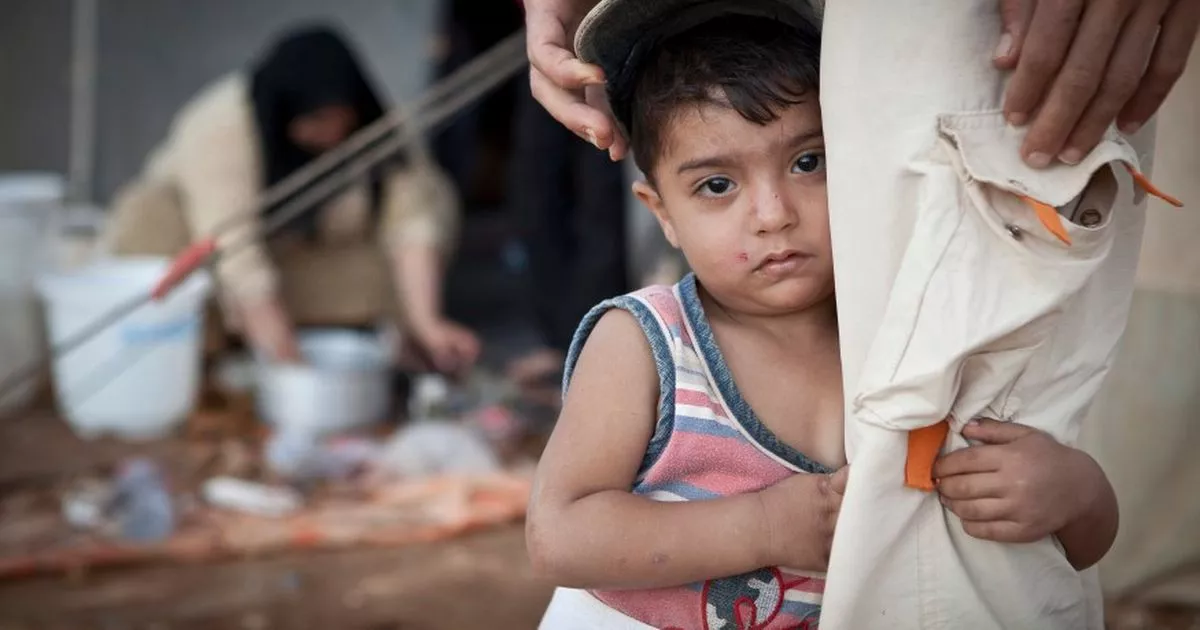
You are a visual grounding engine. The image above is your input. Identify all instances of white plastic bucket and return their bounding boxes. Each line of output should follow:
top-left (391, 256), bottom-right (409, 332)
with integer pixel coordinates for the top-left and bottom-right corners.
top-left (256, 329), bottom-right (392, 437)
top-left (0, 172), bottom-right (64, 411)
top-left (36, 257), bottom-right (212, 440)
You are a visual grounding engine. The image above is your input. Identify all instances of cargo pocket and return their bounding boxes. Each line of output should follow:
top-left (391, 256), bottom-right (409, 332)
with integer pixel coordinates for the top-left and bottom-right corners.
top-left (939, 111), bottom-right (1144, 259)
top-left (851, 111), bottom-right (1167, 491)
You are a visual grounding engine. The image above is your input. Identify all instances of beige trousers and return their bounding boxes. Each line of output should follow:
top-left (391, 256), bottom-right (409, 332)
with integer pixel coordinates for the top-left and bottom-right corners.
top-left (820, 1), bottom-right (1161, 628)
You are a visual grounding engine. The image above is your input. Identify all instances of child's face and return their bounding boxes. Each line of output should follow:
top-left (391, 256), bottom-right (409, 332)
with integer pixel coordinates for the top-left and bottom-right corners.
top-left (634, 96), bottom-right (833, 316)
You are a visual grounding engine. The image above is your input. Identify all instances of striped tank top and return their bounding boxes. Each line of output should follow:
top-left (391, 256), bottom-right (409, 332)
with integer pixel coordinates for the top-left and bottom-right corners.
top-left (550, 274), bottom-right (832, 630)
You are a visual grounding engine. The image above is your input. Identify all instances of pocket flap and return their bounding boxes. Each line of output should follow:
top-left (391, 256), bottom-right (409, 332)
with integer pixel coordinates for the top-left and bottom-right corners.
top-left (938, 112), bottom-right (1139, 208)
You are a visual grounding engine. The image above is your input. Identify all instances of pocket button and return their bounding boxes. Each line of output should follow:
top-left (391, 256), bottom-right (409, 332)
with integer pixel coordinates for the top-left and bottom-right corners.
top-left (1079, 208), bottom-right (1103, 228)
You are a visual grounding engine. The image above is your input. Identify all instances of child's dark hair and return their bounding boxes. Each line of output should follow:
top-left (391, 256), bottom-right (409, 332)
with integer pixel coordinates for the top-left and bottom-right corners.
top-left (628, 16), bottom-right (821, 177)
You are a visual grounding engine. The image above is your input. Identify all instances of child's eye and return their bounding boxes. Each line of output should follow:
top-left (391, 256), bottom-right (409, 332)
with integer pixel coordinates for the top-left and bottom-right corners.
top-left (792, 152), bottom-right (826, 174)
top-left (697, 177), bottom-right (736, 197)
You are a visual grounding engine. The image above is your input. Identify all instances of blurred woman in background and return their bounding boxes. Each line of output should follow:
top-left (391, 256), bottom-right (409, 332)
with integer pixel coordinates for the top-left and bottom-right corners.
top-left (105, 25), bottom-right (479, 374)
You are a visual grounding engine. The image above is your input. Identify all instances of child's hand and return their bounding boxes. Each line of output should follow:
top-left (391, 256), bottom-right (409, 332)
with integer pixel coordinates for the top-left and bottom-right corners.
top-left (757, 467), bottom-right (848, 571)
top-left (932, 419), bottom-right (1106, 544)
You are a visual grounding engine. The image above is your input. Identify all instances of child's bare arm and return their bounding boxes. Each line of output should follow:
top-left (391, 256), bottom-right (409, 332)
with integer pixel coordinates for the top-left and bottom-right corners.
top-left (526, 309), bottom-right (842, 590)
top-left (1053, 462), bottom-right (1118, 570)
top-left (933, 419), bottom-right (1118, 570)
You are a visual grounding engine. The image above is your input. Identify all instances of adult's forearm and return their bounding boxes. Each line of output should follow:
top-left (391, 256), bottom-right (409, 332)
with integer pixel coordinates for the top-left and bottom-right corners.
top-left (392, 244), bottom-right (443, 332)
top-left (239, 292), bottom-right (299, 362)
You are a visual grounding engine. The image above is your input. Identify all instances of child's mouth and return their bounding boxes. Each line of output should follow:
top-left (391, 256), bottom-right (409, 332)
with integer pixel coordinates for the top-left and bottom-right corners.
top-left (755, 250), bottom-right (808, 276)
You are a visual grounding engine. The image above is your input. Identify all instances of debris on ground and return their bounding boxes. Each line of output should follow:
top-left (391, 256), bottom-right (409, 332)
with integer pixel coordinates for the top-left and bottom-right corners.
top-left (186, 390), bottom-right (261, 443)
top-left (59, 459), bottom-right (177, 543)
top-left (202, 477), bottom-right (303, 518)
top-left (263, 430), bottom-right (374, 485)
top-left (111, 458), bottom-right (176, 542)
top-left (0, 367), bottom-right (541, 582)
top-left (0, 473), bottom-right (530, 580)
top-left (371, 421), bottom-right (501, 480)
top-left (60, 478), bottom-right (114, 530)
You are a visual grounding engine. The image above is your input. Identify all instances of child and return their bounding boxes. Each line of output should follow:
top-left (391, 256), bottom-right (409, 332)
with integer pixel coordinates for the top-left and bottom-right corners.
top-left (526, 2), bottom-right (1119, 628)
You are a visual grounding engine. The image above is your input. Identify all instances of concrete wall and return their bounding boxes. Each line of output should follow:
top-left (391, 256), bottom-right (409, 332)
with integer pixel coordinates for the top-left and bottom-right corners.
top-left (0, 0), bottom-right (438, 204)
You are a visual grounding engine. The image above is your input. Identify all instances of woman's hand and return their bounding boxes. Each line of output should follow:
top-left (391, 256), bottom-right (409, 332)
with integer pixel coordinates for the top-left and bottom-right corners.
top-left (412, 318), bottom-right (481, 375)
top-left (996, 0), bottom-right (1200, 166)
top-left (240, 295), bottom-right (302, 363)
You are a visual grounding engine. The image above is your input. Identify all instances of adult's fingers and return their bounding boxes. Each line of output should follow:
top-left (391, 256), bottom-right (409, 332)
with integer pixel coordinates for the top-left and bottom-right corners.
top-left (454, 333), bottom-right (482, 367)
top-left (585, 83), bottom-right (629, 161)
top-left (1020, 0), bottom-right (1136, 166)
top-left (995, 0), bottom-right (1037, 69)
top-left (1059, 0), bottom-right (1168, 162)
top-left (525, 7), bottom-right (605, 90)
top-left (531, 66), bottom-right (619, 149)
top-left (525, 5), bottom-right (616, 150)
top-left (1118, 0), bottom-right (1200, 134)
top-left (429, 345), bottom-right (457, 375)
top-left (1004, 0), bottom-right (1086, 127)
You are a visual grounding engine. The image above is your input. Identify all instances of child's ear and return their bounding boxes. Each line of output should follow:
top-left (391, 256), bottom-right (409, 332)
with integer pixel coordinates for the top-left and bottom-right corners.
top-left (633, 180), bottom-right (679, 248)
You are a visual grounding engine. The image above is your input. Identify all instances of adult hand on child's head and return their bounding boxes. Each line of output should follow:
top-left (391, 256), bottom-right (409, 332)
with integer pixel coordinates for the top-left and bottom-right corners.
top-left (525, 0), bottom-right (629, 160)
top-left (757, 466), bottom-right (848, 572)
top-left (931, 419), bottom-right (1106, 543)
top-left (996, 0), bottom-right (1200, 167)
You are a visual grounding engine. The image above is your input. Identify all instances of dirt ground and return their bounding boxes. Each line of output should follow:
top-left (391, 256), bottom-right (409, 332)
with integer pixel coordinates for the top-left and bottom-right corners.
top-left (0, 410), bottom-right (1196, 629)
top-left (0, 410), bottom-right (553, 630)
top-left (0, 525), bottom-right (551, 630)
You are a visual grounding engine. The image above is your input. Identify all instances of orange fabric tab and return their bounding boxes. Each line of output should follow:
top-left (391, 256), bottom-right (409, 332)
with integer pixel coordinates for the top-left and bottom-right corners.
top-left (905, 420), bottom-right (950, 492)
top-left (1124, 164), bottom-right (1184, 208)
top-left (1018, 195), bottom-right (1072, 245)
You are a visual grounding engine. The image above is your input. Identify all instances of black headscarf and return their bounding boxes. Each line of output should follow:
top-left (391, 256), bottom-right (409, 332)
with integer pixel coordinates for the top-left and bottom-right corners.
top-left (249, 25), bottom-right (400, 237)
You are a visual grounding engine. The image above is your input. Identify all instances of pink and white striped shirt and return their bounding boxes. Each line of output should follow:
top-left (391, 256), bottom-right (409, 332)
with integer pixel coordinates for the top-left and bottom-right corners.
top-left (544, 274), bottom-right (830, 629)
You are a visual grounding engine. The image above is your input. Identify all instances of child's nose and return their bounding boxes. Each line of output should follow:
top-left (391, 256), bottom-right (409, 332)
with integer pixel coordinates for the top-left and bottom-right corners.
top-left (753, 190), bottom-right (797, 234)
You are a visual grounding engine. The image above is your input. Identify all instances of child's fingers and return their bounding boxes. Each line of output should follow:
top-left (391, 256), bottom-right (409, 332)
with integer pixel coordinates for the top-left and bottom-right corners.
top-left (960, 519), bottom-right (1036, 544)
top-left (941, 496), bottom-right (1012, 523)
top-left (827, 486), bottom-right (843, 516)
top-left (961, 418), bottom-right (1037, 445)
top-left (935, 472), bottom-right (1007, 501)
top-left (931, 444), bottom-right (1003, 479)
top-left (828, 466), bottom-right (850, 495)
